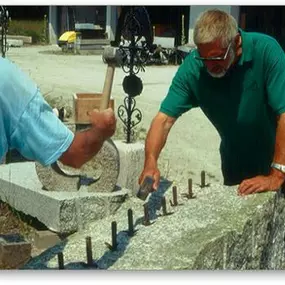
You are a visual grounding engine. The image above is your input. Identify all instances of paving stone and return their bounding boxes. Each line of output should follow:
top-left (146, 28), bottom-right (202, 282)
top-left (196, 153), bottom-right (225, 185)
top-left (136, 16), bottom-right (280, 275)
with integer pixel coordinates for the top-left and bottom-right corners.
top-left (0, 234), bottom-right (31, 269)
top-left (34, 230), bottom-right (61, 249)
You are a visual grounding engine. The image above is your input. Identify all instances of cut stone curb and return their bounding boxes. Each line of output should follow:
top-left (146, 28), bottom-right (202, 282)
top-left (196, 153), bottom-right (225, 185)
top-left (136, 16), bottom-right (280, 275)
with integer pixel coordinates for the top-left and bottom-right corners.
top-left (22, 183), bottom-right (285, 270)
top-left (0, 162), bottom-right (129, 234)
top-left (115, 140), bottom-right (144, 196)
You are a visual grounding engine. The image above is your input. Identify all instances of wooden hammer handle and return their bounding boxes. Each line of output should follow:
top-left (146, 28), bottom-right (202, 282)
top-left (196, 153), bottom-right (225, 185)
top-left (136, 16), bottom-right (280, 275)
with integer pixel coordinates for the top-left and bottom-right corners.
top-left (100, 64), bottom-right (115, 111)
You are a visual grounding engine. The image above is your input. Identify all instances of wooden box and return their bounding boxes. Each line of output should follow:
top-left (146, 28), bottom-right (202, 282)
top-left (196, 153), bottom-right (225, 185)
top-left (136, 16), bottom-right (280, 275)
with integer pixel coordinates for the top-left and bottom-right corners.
top-left (73, 93), bottom-right (115, 124)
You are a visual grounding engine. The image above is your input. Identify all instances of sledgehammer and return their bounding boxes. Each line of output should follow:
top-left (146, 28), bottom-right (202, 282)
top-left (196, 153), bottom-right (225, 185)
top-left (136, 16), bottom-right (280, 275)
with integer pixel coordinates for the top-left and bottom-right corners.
top-left (100, 46), bottom-right (122, 110)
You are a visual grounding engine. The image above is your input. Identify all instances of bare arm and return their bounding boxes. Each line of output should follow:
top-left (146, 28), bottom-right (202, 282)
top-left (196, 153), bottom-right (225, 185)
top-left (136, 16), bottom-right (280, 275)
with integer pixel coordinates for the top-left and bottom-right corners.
top-left (270, 113), bottom-right (285, 180)
top-left (59, 128), bottom-right (105, 168)
top-left (144, 112), bottom-right (176, 167)
top-left (139, 111), bottom-right (176, 189)
top-left (59, 108), bottom-right (116, 169)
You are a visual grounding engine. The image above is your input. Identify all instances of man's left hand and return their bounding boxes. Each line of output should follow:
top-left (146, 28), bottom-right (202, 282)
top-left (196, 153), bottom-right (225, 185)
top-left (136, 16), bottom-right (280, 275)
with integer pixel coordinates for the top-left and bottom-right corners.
top-left (238, 171), bottom-right (285, 196)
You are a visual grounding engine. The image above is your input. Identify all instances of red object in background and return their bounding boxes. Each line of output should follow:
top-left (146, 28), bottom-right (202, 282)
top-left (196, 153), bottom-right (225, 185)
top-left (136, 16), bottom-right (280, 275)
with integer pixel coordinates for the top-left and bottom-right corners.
top-left (153, 24), bottom-right (174, 37)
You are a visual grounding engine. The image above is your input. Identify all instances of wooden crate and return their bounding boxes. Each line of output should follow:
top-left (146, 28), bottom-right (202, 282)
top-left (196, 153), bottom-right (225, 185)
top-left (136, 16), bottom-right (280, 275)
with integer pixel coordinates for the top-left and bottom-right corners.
top-left (73, 93), bottom-right (115, 124)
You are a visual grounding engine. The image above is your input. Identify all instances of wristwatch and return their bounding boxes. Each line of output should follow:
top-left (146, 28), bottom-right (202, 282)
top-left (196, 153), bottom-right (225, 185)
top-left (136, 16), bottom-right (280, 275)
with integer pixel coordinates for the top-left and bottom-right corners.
top-left (271, 162), bottom-right (285, 174)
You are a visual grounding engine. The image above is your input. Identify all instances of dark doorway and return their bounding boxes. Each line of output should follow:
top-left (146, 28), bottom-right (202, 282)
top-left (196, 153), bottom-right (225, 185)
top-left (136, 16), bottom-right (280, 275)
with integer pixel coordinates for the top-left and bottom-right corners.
top-left (6, 6), bottom-right (48, 20)
top-left (240, 6), bottom-right (285, 50)
top-left (56, 6), bottom-right (107, 39)
top-left (145, 6), bottom-right (190, 46)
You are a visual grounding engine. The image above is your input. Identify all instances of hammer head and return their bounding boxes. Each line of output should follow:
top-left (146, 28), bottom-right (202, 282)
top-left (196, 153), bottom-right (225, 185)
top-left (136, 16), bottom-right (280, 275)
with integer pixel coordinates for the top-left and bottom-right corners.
top-left (102, 46), bottom-right (122, 67)
top-left (137, 176), bottom-right (154, 201)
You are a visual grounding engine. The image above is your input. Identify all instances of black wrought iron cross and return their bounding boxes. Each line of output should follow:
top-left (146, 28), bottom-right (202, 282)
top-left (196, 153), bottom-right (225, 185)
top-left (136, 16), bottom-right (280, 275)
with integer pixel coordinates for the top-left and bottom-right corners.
top-left (116, 6), bottom-right (153, 143)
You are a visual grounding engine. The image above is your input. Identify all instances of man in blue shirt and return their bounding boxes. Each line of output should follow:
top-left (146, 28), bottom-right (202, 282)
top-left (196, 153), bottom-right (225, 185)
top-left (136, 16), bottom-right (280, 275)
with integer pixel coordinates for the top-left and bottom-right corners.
top-left (0, 57), bottom-right (116, 168)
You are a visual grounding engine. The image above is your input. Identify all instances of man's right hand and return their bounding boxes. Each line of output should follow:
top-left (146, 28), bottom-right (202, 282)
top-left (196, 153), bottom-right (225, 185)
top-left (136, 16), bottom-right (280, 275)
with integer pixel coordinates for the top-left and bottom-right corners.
top-left (138, 164), bottom-right (160, 191)
top-left (88, 108), bottom-right (116, 140)
top-left (60, 108), bottom-right (116, 169)
top-left (138, 112), bottom-right (176, 191)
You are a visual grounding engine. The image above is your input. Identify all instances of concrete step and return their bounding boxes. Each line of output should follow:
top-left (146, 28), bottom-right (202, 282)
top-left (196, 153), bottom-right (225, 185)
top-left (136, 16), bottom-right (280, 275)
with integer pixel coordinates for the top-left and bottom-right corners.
top-left (81, 39), bottom-right (110, 45)
top-left (7, 38), bottom-right (23, 47)
top-left (79, 39), bottom-right (110, 52)
top-left (7, 35), bottom-right (32, 44)
top-left (79, 44), bottom-right (106, 51)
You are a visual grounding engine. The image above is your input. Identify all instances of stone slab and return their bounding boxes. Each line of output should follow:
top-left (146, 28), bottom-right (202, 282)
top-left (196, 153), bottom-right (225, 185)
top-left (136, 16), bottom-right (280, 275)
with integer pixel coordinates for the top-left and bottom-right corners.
top-left (34, 139), bottom-right (144, 194)
top-left (33, 230), bottom-right (61, 250)
top-left (0, 234), bottom-right (31, 269)
top-left (22, 182), bottom-right (285, 270)
top-left (115, 140), bottom-right (144, 196)
top-left (7, 39), bottom-right (23, 47)
top-left (7, 35), bottom-right (32, 44)
top-left (35, 138), bottom-right (120, 193)
top-left (0, 162), bottom-right (129, 234)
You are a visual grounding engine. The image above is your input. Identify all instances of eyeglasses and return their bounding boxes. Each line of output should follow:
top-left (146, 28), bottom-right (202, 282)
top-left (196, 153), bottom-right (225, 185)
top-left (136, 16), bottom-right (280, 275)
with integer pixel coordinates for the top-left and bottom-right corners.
top-left (195, 41), bottom-right (232, 61)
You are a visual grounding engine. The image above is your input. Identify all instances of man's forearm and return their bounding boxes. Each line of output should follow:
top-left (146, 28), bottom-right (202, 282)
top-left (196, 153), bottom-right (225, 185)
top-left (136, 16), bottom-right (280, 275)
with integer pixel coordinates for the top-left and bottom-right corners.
top-left (144, 112), bottom-right (176, 167)
top-left (271, 113), bottom-right (285, 179)
top-left (59, 128), bottom-right (105, 168)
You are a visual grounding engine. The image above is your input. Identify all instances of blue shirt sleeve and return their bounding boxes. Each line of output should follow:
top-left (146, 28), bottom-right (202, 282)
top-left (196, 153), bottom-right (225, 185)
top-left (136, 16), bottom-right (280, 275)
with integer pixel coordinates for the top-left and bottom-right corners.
top-left (10, 91), bottom-right (74, 165)
top-left (0, 57), bottom-right (74, 165)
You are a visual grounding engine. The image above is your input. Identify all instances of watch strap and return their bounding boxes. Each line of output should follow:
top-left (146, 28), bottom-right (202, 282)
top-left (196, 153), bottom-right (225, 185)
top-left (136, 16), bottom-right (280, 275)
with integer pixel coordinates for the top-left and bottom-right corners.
top-left (271, 162), bottom-right (285, 173)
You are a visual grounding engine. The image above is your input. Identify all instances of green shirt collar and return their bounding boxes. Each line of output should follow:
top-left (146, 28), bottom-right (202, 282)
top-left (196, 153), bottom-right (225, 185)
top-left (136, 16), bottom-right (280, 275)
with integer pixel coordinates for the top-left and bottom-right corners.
top-left (238, 28), bottom-right (253, 65)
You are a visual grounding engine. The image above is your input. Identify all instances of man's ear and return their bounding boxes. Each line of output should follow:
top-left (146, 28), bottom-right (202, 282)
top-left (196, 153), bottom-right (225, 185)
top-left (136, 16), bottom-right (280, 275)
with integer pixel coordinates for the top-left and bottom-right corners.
top-left (234, 34), bottom-right (241, 46)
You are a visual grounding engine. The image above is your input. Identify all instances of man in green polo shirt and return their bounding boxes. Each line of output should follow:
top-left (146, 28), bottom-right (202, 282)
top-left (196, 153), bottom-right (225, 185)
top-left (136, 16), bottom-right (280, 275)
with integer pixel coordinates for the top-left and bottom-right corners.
top-left (139, 9), bottom-right (285, 196)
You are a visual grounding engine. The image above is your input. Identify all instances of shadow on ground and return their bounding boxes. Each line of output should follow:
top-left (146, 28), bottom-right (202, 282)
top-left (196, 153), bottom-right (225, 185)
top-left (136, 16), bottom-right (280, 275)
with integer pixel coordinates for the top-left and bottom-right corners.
top-left (22, 177), bottom-right (172, 270)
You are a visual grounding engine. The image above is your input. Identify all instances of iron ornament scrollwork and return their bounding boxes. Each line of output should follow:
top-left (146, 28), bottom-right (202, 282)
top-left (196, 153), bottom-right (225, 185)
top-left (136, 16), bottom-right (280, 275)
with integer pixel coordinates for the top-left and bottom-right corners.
top-left (117, 6), bottom-right (153, 143)
top-left (118, 96), bottom-right (143, 143)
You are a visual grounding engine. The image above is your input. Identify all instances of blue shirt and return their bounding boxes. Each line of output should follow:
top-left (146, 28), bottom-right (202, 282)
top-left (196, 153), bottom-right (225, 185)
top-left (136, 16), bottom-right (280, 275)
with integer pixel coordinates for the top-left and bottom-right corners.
top-left (0, 57), bottom-right (74, 165)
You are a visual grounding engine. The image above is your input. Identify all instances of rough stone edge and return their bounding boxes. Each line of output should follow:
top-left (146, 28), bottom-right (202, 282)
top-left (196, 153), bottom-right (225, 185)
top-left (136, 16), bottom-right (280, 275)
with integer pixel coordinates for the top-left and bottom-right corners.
top-left (191, 190), bottom-right (285, 270)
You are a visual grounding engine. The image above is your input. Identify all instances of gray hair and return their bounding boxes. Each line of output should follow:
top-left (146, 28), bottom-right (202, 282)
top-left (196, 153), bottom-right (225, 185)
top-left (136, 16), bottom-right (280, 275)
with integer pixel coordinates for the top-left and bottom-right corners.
top-left (193, 9), bottom-right (238, 47)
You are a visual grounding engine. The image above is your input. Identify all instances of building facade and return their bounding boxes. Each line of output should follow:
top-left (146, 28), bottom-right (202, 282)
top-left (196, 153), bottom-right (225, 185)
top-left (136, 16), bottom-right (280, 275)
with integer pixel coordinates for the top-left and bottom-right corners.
top-left (48, 6), bottom-right (240, 46)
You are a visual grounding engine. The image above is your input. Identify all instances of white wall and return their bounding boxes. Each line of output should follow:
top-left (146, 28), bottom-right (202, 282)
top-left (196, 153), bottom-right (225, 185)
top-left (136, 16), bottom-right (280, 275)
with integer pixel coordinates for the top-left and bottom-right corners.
top-left (48, 6), bottom-right (58, 44)
top-left (106, 6), bottom-right (117, 41)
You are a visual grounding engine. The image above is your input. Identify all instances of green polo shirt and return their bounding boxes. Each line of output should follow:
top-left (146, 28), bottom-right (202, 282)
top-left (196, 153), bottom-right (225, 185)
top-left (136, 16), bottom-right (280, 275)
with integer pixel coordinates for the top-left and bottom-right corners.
top-left (160, 29), bottom-right (285, 185)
